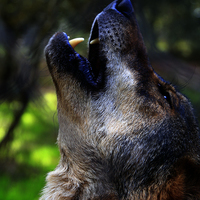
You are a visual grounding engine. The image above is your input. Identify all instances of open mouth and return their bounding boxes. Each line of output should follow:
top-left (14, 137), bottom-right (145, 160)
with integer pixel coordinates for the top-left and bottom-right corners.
top-left (46, 0), bottom-right (134, 91)
top-left (46, 20), bottom-right (102, 91)
top-left (65, 18), bottom-right (104, 90)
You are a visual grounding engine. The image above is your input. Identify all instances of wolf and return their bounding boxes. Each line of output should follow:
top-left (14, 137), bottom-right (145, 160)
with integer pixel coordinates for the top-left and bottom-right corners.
top-left (41, 0), bottom-right (200, 199)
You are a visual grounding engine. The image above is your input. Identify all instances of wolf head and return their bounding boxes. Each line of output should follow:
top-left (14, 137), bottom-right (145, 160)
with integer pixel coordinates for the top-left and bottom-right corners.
top-left (43, 0), bottom-right (200, 199)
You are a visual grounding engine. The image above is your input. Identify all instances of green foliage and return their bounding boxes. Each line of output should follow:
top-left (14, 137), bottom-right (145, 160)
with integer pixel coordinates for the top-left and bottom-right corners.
top-left (0, 91), bottom-right (60, 199)
top-left (135, 0), bottom-right (200, 60)
top-left (0, 175), bottom-right (45, 200)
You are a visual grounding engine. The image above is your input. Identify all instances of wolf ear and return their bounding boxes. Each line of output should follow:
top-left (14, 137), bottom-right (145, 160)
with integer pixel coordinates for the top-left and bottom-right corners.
top-left (161, 158), bottom-right (200, 199)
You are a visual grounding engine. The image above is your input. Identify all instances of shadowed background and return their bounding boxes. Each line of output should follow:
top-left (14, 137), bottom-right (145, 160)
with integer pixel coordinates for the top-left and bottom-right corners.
top-left (0, 0), bottom-right (200, 199)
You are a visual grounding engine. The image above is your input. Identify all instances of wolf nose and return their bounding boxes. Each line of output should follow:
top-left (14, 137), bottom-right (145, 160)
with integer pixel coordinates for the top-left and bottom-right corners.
top-left (116, 0), bottom-right (134, 17)
top-left (104, 0), bottom-right (134, 18)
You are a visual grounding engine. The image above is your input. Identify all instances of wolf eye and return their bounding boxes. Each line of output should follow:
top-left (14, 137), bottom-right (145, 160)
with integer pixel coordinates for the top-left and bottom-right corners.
top-left (163, 92), bottom-right (171, 102)
top-left (158, 84), bottom-right (172, 107)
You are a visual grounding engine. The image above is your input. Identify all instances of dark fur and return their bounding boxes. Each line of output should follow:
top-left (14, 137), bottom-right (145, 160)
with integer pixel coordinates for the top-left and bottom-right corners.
top-left (41, 0), bottom-right (200, 199)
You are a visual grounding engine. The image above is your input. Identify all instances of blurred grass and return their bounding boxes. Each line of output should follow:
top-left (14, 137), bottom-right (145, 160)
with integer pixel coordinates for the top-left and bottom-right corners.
top-left (0, 91), bottom-right (60, 200)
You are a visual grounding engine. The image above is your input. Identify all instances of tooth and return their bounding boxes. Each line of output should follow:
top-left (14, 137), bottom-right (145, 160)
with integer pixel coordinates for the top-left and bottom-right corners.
top-left (90, 38), bottom-right (99, 45)
top-left (69, 38), bottom-right (84, 49)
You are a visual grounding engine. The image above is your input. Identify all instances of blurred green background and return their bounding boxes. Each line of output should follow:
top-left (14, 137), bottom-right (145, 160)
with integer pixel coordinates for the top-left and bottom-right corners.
top-left (0, 0), bottom-right (200, 199)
